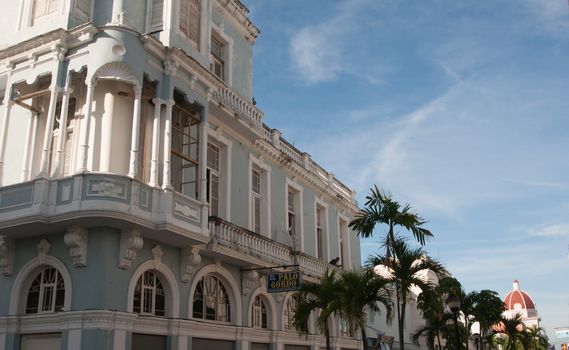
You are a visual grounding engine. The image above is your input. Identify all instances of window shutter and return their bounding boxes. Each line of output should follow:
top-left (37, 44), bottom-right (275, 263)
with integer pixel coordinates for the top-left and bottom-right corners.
top-left (189, 0), bottom-right (201, 48)
top-left (150, 0), bottom-right (164, 31)
top-left (179, 0), bottom-right (189, 35)
top-left (75, 0), bottom-right (91, 22)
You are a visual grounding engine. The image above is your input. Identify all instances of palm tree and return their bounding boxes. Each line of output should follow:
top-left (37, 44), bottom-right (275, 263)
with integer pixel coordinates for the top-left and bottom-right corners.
top-left (470, 290), bottom-right (505, 350)
top-left (415, 277), bottom-right (462, 350)
top-left (293, 270), bottom-right (340, 350)
top-left (349, 186), bottom-right (433, 257)
top-left (494, 314), bottom-right (525, 350)
top-left (336, 269), bottom-right (394, 350)
top-left (525, 325), bottom-right (548, 350)
top-left (367, 239), bottom-right (446, 350)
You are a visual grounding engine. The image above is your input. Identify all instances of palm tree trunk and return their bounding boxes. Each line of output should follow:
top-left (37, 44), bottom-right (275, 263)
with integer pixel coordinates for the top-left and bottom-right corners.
top-left (325, 325), bottom-right (331, 350)
top-left (465, 320), bottom-right (470, 350)
top-left (437, 333), bottom-right (442, 350)
top-left (397, 289), bottom-right (405, 350)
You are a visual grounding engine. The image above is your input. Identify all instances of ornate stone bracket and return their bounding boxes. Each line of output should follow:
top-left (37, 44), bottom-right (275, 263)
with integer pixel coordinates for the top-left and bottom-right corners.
top-left (242, 270), bottom-right (260, 297)
top-left (64, 226), bottom-right (88, 267)
top-left (118, 228), bottom-right (143, 269)
top-left (181, 246), bottom-right (201, 283)
top-left (0, 236), bottom-right (14, 276)
top-left (37, 239), bottom-right (51, 263)
top-left (151, 245), bottom-right (163, 268)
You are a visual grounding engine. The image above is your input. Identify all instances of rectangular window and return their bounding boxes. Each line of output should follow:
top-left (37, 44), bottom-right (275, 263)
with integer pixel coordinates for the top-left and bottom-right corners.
top-left (211, 36), bottom-right (225, 80)
top-left (339, 217), bottom-right (349, 269)
top-left (180, 0), bottom-right (201, 48)
top-left (287, 190), bottom-right (295, 238)
top-left (171, 107), bottom-right (200, 199)
top-left (32, 0), bottom-right (60, 24)
top-left (251, 169), bottom-right (261, 234)
top-left (207, 142), bottom-right (220, 217)
top-left (316, 206), bottom-right (323, 259)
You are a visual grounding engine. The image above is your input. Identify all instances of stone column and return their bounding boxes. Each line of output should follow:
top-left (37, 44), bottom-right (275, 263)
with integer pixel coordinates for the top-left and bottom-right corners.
top-left (38, 85), bottom-right (61, 177)
top-left (21, 112), bottom-right (39, 181)
top-left (162, 100), bottom-right (174, 190)
top-left (52, 87), bottom-right (73, 178)
top-left (149, 98), bottom-right (162, 187)
top-left (128, 85), bottom-right (142, 179)
top-left (198, 107), bottom-right (208, 204)
top-left (77, 82), bottom-right (96, 173)
top-left (0, 94), bottom-right (13, 185)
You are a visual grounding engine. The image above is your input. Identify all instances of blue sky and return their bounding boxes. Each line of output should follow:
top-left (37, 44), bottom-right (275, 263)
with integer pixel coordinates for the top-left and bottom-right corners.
top-left (245, 0), bottom-right (569, 342)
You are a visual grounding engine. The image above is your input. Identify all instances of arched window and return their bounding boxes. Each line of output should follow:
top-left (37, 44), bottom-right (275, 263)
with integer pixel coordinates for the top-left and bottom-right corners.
top-left (252, 295), bottom-right (267, 329)
top-left (133, 270), bottom-right (166, 316)
top-left (192, 275), bottom-right (230, 322)
top-left (25, 267), bottom-right (65, 314)
top-left (283, 295), bottom-right (297, 331)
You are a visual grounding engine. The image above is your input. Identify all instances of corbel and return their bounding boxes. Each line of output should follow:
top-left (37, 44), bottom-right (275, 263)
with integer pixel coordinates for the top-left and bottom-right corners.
top-left (64, 225), bottom-right (88, 267)
top-left (118, 228), bottom-right (143, 269)
top-left (0, 236), bottom-right (14, 276)
top-left (181, 246), bottom-right (202, 283)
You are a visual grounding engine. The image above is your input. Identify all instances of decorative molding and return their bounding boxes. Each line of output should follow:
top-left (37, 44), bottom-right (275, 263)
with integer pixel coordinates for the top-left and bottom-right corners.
top-left (64, 226), bottom-right (88, 267)
top-left (92, 62), bottom-right (139, 86)
top-left (0, 236), bottom-right (14, 276)
top-left (242, 270), bottom-right (259, 297)
top-left (118, 228), bottom-right (143, 269)
top-left (164, 57), bottom-right (179, 76)
top-left (151, 245), bottom-right (163, 268)
top-left (37, 239), bottom-right (51, 263)
top-left (181, 246), bottom-right (201, 283)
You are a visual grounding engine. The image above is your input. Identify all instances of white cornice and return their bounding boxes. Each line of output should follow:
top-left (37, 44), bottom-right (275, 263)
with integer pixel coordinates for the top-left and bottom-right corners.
top-left (212, 0), bottom-right (260, 44)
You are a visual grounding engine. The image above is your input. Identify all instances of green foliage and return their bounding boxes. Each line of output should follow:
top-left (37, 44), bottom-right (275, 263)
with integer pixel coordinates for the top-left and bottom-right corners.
top-left (367, 238), bottom-right (446, 350)
top-left (349, 186), bottom-right (433, 256)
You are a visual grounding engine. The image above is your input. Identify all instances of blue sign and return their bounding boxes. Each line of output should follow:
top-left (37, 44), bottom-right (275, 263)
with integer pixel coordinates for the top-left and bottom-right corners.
top-left (266, 271), bottom-right (301, 293)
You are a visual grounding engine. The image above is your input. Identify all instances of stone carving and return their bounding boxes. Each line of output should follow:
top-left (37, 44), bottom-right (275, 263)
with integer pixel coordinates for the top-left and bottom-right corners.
top-left (151, 245), bottom-right (163, 268)
top-left (118, 228), bottom-right (143, 269)
top-left (242, 270), bottom-right (259, 296)
top-left (181, 247), bottom-right (201, 283)
top-left (0, 236), bottom-right (14, 276)
top-left (64, 226), bottom-right (88, 267)
top-left (37, 239), bottom-right (51, 263)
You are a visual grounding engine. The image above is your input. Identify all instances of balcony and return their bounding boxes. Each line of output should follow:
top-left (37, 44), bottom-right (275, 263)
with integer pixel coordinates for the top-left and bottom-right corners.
top-left (208, 216), bottom-right (340, 279)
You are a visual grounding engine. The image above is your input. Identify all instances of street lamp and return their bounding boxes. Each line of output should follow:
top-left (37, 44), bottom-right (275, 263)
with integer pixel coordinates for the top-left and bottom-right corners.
top-left (446, 294), bottom-right (461, 350)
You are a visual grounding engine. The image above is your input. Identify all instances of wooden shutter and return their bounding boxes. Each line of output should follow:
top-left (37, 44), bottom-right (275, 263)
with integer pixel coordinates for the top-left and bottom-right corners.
top-left (189, 0), bottom-right (201, 48)
top-left (75, 0), bottom-right (91, 22)
top-left (179, 0), bottom-right (189, 35)
top-left (150, 0), bottom-right (164, 31)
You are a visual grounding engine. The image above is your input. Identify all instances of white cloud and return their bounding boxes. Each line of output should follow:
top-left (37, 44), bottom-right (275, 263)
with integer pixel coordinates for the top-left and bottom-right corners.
top-left (530, 223), bottom-right (569, 237)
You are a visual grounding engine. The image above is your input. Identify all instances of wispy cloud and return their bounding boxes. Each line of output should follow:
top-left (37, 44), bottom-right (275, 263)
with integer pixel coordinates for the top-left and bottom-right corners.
top-left (530, 223), bottom-right (569, 237)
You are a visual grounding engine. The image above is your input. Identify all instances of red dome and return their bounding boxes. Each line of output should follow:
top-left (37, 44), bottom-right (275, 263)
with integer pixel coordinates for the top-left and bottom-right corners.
top-left (504, 280), bottom-right (535, 311)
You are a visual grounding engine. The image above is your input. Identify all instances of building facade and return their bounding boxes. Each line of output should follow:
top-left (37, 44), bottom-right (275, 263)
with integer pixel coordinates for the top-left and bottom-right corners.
top-left (0, 1), bottom-right (361, 349)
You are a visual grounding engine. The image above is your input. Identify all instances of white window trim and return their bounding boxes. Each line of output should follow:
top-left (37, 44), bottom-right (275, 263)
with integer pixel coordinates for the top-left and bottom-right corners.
top-left (9, 256), bottom-right (72, 315)
top-left (126, 260), bottom-right (180, 318)
top-left (189, 264), bottom-right (242, 326)
top-left (337, 212), bottom-right (351, 270)
top-left (285, 177), bottom-right (304, 252)
top-left (18, 0), bottom-right (65, 30)
top-left (210, 23), bottom-right (233, 85)
top-left (314, 197), bottom-right (329, 261)
top-left (248, 154), bottom-right (271, 237)
top-left (247, 289), bottom-right (277, 329)
top-left (207, 125), bottom-right (232, 220)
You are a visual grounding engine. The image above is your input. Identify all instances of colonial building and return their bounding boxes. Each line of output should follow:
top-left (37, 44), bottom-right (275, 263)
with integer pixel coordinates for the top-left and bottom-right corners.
top-left (0, 1), bottom-right (361, 349)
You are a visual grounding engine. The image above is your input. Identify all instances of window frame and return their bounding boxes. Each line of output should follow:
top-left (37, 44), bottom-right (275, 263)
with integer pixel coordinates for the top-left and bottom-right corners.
top-left (314, 199), bottom-right (329, 261)
top-left (285, 178), bottom-right (303, 251)
top-left (25, 266), bottom-right (65, 314)
top-left (248, 154), bottom-right (271, 236)
top-left (337, 214), bottom-right (351, 269)
top-left (132, 270), bottom-right (166, 317)
top-left (252, 295), bottom-right (268, 329)
top-left (283, 295), bottom-right (298, 331)
top-left (206, 126), bottom-right (232, 220)
top-left (192, 274), bottom-right (231, 323)
top-left (209, 25), bottom-right (233, 85)
top-left (171, 105), bottom-right (201, 200)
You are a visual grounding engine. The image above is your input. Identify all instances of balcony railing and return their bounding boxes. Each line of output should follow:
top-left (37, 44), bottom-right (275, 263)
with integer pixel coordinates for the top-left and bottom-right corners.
top-left (215, 87), bottom-right (264, 129)
top-left (208, 216), bottom-right (339, 278)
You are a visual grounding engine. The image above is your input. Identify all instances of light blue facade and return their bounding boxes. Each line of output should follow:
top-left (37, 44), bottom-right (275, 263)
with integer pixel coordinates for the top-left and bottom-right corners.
top-left (0, 1), bottom-right (360, 349)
